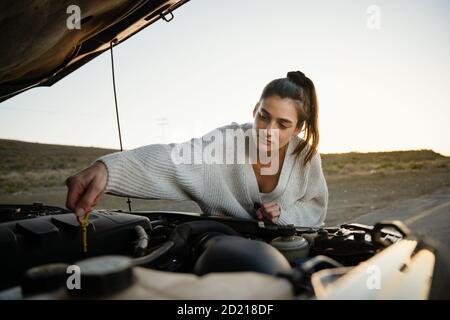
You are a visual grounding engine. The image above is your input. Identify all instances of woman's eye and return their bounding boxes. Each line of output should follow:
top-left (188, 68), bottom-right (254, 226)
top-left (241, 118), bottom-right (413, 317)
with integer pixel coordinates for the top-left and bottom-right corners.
top-left (279, 123), bottom-right (287, 129)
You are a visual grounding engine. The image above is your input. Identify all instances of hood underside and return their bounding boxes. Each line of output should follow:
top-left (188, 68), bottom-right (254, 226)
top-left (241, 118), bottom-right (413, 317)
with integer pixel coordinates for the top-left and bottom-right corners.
top-left (0, 0), bottom-right (190, 102)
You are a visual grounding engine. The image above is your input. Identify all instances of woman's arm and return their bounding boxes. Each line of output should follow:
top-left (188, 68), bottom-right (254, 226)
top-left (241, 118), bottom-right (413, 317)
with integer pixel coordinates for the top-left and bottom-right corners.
top-left (66, 136), bottom-right (206, 217)
top-left (65, 121), bottom-right (246, 217)
top-left (97, 138), bottom-right (205, 201)
top-left (277, 152), bottom-right (329, 227)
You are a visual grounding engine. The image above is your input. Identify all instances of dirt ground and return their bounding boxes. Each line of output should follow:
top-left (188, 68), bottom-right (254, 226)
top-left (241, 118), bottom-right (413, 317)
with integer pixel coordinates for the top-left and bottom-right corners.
top-left (325, 167), bottom-right (450, 226)
top-left (2, 166), bottom-right (449, 227)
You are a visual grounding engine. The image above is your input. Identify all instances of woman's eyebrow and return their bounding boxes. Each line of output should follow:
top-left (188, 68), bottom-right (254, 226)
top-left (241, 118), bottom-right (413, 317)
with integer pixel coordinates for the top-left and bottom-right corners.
top-left (279, 118), bottom-right (293, 125)
top-left (261, 107), bottom-right (293, 124)
top-left (260, 107), bottom-right (270, 115)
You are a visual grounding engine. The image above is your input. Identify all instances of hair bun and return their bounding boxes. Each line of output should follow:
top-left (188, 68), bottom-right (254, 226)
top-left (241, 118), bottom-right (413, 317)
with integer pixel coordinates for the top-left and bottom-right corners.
top-left (287, 71), bottom-right (306, 86)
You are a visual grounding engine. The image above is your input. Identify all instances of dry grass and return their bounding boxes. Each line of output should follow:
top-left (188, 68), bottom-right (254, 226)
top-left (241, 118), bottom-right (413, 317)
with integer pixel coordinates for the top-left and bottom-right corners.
top-left (0, 139), bottom-right (116, 193)
top-left (321, 150), bottom-right (450, 177)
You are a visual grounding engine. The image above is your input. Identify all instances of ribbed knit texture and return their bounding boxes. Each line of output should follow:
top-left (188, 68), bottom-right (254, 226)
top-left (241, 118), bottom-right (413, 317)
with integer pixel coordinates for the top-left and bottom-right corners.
top-left (98, 122), bottom-right (328, 227)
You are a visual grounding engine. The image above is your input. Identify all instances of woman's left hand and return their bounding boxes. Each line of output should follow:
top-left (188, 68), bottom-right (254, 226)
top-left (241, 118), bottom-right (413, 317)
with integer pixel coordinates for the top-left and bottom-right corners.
top-left (256, 202), bottom-right (281, 224)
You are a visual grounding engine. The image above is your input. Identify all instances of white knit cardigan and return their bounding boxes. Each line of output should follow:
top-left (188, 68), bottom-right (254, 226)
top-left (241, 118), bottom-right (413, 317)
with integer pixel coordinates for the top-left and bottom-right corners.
top-left (98, 122), bottom-right (329, 227)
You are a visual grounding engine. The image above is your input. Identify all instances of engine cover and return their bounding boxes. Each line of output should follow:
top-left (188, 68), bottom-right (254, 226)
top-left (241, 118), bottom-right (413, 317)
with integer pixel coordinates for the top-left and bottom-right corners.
top-left (0, 208), bottom-right (150, 290)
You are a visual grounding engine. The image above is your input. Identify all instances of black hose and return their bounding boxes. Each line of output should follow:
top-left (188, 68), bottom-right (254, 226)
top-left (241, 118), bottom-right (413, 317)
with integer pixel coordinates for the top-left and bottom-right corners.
top-left (133, 221), bottom-right (239, 267)
top-left (133, 241), bottom-right (175, 266)
top-left (301, 255), bottom-right (343, 273)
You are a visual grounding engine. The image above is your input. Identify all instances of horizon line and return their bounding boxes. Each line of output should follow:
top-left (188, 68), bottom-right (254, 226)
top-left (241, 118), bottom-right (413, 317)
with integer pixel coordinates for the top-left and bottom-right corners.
top-left (1, 137), bottom-right (449, 157)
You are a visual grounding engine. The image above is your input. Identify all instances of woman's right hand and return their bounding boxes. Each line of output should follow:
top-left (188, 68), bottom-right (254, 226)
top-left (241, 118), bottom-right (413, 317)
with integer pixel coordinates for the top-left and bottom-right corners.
top-left (256, 202), bottom-right (281, 224)
top-left (65, 161), bottom-right (108, 217)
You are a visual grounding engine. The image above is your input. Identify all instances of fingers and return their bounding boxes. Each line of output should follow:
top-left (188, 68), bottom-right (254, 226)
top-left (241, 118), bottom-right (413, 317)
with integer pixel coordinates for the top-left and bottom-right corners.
top-left (66, 162), bottom-right (108, 217)
top-left (256, 202), bottom-right (281, 223)
top-left (65, 176), bottom-right (84, 212)
top-left (261, 203), bottom-right (279, 217)
top-left (92, 194), bottom-right (101, 207)
top-left (261, 202), bottom-right (278, 211)
top-left (256, 209), bottom-right (263, 220)
top-left (74, 179), bottom-right (103, 217)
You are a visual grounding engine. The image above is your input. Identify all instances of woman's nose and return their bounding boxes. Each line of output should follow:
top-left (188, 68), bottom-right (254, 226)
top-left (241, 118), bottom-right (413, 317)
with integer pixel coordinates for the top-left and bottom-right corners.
top-left (265, 122), bottom-right (276, 134)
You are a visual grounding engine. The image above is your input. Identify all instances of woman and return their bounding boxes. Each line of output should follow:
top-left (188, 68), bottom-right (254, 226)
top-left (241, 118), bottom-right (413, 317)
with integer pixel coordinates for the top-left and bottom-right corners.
top-left (65, 71), bottom-right (328, 227)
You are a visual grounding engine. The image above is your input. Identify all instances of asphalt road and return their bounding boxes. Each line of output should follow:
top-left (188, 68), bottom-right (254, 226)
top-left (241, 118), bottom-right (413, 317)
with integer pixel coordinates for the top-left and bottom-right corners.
top-left (354, 186), bottom-right (450, 248)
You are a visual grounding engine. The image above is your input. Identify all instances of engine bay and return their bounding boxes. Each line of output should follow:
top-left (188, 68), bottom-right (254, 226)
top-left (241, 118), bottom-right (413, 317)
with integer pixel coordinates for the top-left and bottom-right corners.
top-left (0, 203), bottom-right (406, 299)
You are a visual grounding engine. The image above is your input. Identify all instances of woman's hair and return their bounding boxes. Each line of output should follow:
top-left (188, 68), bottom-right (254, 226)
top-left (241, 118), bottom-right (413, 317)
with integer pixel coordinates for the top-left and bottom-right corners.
top-left (259, 71), bottom-right (319, 166)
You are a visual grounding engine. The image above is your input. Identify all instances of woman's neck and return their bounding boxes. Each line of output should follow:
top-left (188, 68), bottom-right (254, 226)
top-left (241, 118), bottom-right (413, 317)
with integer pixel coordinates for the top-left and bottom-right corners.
top-left (253, 143), bottom-right (288, 174)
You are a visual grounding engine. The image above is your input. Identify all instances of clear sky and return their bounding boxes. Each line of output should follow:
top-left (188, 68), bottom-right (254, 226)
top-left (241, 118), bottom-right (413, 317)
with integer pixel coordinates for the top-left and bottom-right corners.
top-left (1, 0), bottom-right (449, 155)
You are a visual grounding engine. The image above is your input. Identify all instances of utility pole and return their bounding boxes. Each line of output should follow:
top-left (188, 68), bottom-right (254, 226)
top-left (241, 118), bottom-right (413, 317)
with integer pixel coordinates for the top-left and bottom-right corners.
top-left (156, 117), bottom-right (169, 143)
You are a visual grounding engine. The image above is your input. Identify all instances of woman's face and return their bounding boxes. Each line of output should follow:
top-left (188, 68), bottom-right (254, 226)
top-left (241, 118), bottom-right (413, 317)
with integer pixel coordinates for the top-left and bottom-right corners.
top-left (253, 95), bottom-right (302, 151)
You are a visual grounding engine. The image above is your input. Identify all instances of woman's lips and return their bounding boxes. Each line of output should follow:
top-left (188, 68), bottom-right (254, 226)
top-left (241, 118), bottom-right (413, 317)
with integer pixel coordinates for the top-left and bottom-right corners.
top-left (259, 136), bottom-right (272, 145)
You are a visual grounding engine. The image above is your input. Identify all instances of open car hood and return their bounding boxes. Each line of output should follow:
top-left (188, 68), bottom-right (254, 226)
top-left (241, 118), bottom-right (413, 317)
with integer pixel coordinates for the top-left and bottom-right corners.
top-left (0, 0), bottom-right (190, 102)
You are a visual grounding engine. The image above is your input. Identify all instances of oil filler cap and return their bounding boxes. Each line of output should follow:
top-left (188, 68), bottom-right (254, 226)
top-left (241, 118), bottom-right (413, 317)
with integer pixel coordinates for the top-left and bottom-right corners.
top-left (70, 255), bottom-right (134, 297)
top-left (21, 263), bottom-right (69, 295)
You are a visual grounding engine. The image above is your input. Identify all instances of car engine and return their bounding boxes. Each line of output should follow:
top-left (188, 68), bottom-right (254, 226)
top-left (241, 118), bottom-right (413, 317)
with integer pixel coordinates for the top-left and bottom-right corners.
top-left (0, 203), bottom-right (405, 299)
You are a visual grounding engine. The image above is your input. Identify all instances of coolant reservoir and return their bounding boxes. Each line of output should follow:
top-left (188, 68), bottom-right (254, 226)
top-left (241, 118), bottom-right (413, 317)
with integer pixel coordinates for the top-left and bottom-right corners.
top-left (270, 230), bottom-right (310, 262)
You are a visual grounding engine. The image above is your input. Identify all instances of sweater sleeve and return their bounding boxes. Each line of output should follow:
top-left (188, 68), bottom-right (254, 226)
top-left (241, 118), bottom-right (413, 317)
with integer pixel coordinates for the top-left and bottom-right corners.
top-left (96, 138), bottom-right (205, 201)
top-left (277, 152), bottom-right (329, 227)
